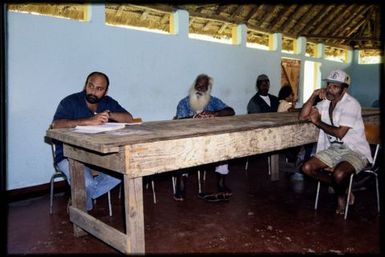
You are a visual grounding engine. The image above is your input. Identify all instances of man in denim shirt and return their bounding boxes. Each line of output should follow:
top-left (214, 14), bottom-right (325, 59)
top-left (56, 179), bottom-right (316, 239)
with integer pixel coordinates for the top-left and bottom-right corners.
top-left (51, 71), bottom-right (134, 211)
top-left (174, 74), bottom-right (235, 202)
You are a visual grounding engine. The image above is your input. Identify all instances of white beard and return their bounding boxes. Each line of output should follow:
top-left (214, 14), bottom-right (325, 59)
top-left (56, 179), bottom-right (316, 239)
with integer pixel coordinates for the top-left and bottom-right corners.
top-left (189, 86), bottom-right (211, 113)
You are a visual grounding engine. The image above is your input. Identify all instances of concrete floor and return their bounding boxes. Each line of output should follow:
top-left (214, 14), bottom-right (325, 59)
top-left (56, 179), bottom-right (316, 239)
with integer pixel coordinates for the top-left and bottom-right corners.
top-left (7, 155), bottom-right (382, 254)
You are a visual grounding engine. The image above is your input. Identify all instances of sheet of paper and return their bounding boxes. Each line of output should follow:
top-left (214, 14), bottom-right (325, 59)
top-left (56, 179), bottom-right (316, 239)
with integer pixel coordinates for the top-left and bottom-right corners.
top-left (74, 122), bottom-right (127, 134)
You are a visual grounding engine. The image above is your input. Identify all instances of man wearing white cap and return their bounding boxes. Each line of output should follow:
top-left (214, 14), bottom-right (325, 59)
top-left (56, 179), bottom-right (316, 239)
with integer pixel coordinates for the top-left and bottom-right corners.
top-left (299, 69), bottom-right (372, 215)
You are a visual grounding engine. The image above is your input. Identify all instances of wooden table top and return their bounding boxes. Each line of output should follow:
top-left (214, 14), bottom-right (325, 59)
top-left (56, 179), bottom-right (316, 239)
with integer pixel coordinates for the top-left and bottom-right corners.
top-left (46, 108), bottom-right (380, 154)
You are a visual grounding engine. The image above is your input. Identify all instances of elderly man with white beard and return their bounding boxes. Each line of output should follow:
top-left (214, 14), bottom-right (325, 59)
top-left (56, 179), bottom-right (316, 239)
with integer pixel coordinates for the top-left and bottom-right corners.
top-left (174, 74), bottom-right (235, 202)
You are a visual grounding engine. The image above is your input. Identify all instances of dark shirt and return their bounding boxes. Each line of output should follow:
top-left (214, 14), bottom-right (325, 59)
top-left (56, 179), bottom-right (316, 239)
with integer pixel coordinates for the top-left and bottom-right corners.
top-left (247, 93), bottom-right (279, 113)
top-left (52, 91), bottom-right (128, 163)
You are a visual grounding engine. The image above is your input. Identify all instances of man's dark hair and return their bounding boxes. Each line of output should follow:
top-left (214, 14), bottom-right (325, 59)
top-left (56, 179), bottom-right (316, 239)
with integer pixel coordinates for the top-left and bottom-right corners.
top-left (85, 71), bottom-right (110, 90)
top-left (255, 74), bottom-right (269, 90)
top-left (278, 84), bottom-right (293, 100)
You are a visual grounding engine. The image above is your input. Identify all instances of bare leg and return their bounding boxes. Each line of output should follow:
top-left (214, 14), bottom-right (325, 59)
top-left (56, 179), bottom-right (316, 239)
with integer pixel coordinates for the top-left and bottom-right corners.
top-left (301, 157), bottom-right (332, 184)
top-left (332, 161), bottom-right (356, 214)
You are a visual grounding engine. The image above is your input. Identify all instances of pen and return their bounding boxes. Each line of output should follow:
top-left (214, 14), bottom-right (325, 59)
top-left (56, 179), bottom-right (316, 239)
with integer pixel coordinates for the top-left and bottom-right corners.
top-left (94, 110), bottom-right (111, 116)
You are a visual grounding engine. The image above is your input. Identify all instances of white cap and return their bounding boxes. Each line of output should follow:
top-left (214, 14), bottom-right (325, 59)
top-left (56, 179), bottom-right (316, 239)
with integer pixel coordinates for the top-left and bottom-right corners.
top-left (323, 69), bottom-right (351, 86)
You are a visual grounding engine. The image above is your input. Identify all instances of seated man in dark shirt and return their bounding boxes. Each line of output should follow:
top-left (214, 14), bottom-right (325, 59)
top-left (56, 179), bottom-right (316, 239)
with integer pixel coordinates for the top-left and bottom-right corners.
top-left (247, 74), bottom-right (279, 113)
top-left (51, 71), bottom-right (134, 211)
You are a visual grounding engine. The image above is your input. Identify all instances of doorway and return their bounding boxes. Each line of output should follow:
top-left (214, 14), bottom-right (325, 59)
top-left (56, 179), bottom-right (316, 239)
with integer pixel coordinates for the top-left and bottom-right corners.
top-left (281, 58), bottom-right (301, 99)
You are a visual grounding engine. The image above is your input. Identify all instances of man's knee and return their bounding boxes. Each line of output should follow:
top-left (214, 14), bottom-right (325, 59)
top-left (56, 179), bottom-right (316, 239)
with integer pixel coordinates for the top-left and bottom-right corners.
top-left (333, 162), bottom-right (355, 185)
top-left (333, 169), bottom-right (351, 185)
top-left (301, 161), bottom-right (314, 176)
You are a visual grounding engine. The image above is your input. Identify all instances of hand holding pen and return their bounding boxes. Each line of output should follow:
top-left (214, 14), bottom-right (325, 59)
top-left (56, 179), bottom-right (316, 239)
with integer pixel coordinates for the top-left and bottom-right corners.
top-left (91, 110), bottom-right (110, 124)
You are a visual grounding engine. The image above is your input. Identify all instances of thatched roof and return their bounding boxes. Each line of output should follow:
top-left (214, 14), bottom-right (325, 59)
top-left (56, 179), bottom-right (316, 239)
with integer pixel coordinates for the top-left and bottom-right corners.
top-left (106, 3), bottom-right (382, 51)
top-left (8, 3), bottom-right (383, 53)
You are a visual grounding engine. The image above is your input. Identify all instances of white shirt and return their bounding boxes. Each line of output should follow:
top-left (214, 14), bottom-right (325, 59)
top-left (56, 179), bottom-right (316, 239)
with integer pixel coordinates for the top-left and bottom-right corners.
top-left (259, 95), bottom-right (271, 107)
top-left (277, 100), bottom-right (292, 112)
top-left (315, 92), bottom-right (373, 163)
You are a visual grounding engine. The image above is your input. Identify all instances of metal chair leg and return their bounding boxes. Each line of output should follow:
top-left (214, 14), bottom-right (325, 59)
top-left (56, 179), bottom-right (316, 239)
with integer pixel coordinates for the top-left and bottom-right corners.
top-left (375, 175), bottom-right (380, 212)
top-left (49, 175), bottom-right (56, 215)
top-left (344, 174), bottom-right (354, 220)
top-left (49, 171), bottom-right (66, 215)
top-left (172, 176), bottom-right (176, 194)
top-left (314, 181), bottom-right (320, 210)
top-left (108, 191), bottom-right (112, 217)
top-left (151, 180), bottom-right (156, 204)
top-left (197, 170), bottom-right (202, 193)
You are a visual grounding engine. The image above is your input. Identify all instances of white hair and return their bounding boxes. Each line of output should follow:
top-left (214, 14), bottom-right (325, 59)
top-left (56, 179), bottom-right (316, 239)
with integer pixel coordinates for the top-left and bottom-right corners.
top-left (188, 75), bottom-right (213, 113)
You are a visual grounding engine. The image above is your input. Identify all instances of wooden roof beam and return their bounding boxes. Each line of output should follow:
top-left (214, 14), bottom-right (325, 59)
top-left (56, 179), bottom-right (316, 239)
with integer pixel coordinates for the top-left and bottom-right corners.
top-left (269, 5), bottom-right (297, 32)
top-left (312, 5), bottom-right (344, 35)
top-left (297, 5), bottom-right (334, 35)
top-left (331, 5), bottom-right (371, 37)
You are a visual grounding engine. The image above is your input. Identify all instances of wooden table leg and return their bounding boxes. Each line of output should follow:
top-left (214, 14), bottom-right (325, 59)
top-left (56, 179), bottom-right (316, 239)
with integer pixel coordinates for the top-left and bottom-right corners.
top-left (124, 176), bottom-right (145, 254)
top-left (68, 158), bottom-right (87, 237)
top-left (270, 153), bottom-right (280, 181)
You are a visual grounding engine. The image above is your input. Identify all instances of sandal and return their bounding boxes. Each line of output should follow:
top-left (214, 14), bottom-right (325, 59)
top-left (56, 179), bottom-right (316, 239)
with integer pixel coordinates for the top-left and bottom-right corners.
top-left (173, 194), bottom-right (184, 201)
top-left (218, 185), bottom-right (233, 197)
top-left (335, 208), bottom-right (345, 215)
top-left (198, 192), bottom-right (229, 202)
top-left (173, 190), bottom-right (184, 201)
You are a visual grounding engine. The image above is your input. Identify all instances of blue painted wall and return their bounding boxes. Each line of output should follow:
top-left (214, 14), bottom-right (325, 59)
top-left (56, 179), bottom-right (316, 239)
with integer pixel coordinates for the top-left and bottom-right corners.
top-left (6, 4), bottom-right (380, 190)
top-left (348, 50), bottom-right (382, 107)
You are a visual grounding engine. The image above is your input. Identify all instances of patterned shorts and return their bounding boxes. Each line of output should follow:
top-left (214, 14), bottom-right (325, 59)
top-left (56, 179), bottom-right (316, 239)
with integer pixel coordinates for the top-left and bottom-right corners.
top-left (315, 144), bottom-right (368, 174)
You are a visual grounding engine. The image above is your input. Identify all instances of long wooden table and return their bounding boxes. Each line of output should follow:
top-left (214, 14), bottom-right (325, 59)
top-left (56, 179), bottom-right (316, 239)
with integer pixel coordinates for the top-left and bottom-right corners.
top-left (45, 109), bottom-right (380, 254)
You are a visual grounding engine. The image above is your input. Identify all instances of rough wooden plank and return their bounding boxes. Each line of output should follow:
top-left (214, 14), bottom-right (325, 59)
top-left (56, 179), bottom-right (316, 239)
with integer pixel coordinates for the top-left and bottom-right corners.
top-left (69, 206), bottom-right (130, 254)
top-left (64, 145), bottom-right (126, 174)
top-left (270, 154), bottom-right (280, 181)
top-left (124, 122), bottom-right (319, 177)
top-left (56, 111), bottom-right (379, 179)
top-left (68, 159), bottom-right (87, 237)
top-left (124, 176), bottom-right (145, 254)
top-left (46, 109), bottom-right (380, 154)
top-left (45, 130), bottom-right (121, 153)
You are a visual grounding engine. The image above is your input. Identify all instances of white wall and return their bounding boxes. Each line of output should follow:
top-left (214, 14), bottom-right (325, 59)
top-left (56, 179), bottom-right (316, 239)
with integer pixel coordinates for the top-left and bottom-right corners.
top-left (6, 4), bottom-right (378, 190)
top-left (348, 50), bottom-right (382, 107)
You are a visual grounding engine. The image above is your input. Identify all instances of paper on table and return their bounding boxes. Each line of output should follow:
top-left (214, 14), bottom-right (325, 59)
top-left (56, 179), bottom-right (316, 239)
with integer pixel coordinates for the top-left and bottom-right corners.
top-left (74, 122), bottom-right (127, 134)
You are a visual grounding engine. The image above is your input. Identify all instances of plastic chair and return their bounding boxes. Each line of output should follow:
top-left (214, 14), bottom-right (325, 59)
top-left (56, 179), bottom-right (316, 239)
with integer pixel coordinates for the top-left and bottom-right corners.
top-left (49, 141), bottom-right (112, 216)
top-left (314, 124), bottom-right (380, 219)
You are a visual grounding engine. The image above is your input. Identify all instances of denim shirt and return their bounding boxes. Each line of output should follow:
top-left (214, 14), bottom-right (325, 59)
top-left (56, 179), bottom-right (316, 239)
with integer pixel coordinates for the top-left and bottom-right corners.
top-left (175, 95), bottom-right (229, 119)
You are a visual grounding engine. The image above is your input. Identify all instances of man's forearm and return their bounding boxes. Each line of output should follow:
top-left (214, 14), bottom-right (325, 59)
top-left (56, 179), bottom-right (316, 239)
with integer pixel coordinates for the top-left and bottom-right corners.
top-left (299, 94), bottom-right (318, 120)
top-left (51, 118), bottom-right (91, 129)
top-left (216, 107), bottom-right (235, 117)
top-left (313, 120), bottom-right (348, 140)
top-left (109, 112), bottom-right (133, 123)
